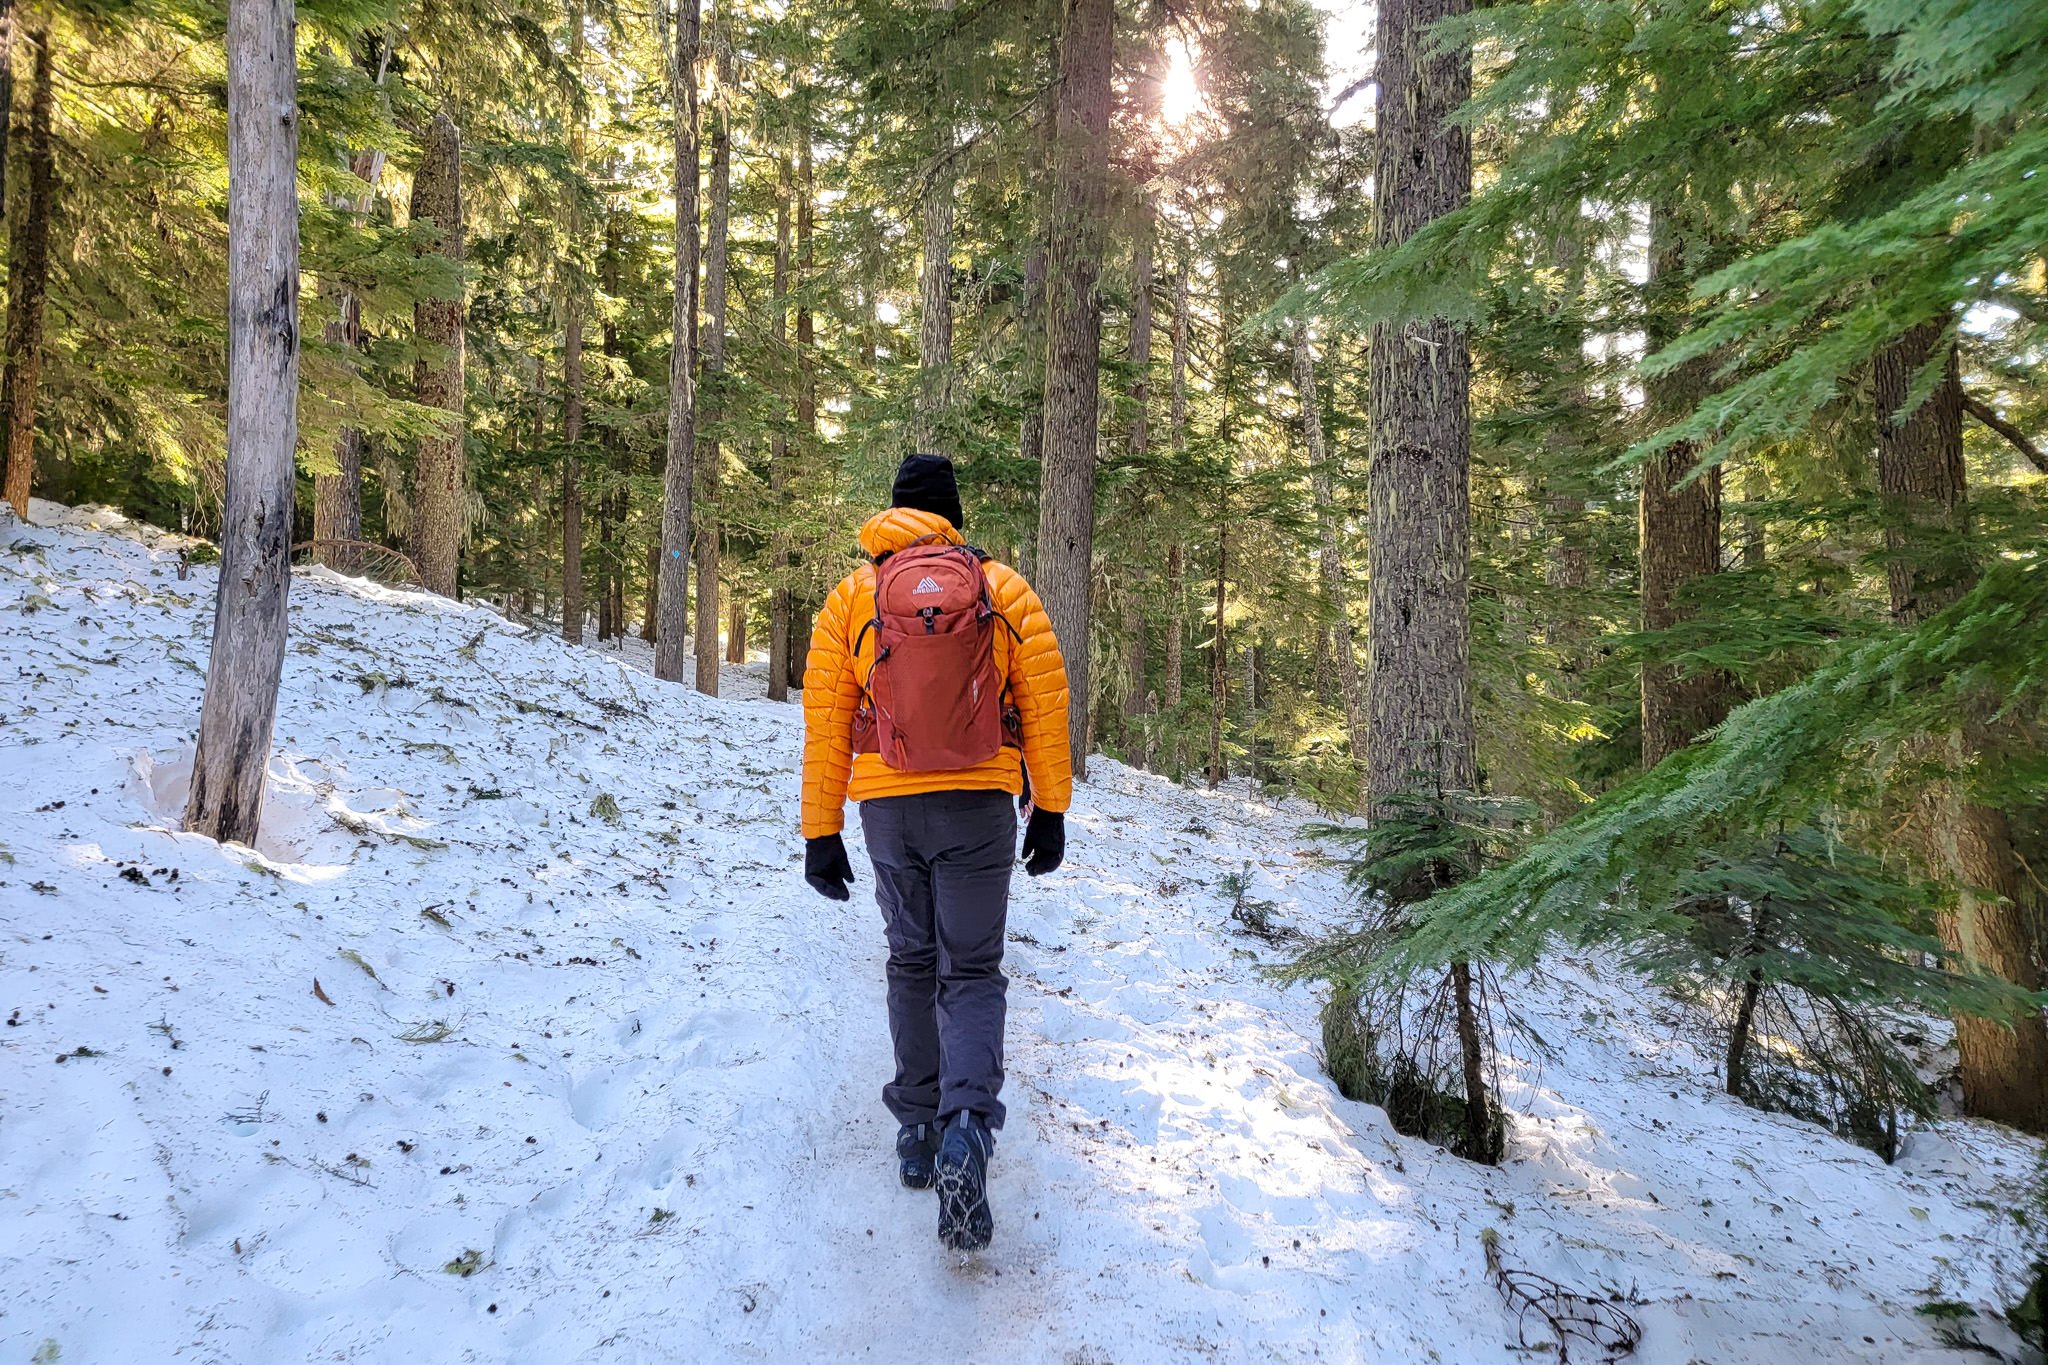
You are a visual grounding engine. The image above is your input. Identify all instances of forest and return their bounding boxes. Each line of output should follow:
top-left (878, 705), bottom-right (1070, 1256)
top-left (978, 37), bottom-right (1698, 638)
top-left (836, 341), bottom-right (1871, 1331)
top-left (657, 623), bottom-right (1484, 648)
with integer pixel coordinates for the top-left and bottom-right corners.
top-left (1, 0), bottom-right (2046, 1350)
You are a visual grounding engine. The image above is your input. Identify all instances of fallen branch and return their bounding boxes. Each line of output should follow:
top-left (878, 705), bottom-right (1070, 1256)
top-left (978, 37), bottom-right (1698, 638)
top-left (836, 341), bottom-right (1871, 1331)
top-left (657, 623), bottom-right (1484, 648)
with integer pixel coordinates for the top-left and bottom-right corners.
top-left (1481, 1227), bottom-right (1641, 1362)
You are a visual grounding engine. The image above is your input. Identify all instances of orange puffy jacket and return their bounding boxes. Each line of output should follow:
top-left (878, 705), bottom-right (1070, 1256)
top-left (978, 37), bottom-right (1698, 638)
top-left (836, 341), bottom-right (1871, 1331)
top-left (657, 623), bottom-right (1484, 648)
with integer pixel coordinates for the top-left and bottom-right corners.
top-left (801, 507), bottom-right (1073, 838)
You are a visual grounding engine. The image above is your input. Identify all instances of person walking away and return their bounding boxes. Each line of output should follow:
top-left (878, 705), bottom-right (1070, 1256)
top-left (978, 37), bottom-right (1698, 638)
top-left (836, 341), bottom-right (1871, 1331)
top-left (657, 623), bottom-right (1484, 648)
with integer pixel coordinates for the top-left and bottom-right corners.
top-left (799, 452), bottom-right (1072, 1252)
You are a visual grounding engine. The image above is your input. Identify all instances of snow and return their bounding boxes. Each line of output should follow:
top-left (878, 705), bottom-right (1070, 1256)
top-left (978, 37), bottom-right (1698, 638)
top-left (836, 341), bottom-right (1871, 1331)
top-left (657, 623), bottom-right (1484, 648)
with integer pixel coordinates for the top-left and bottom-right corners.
top-left (2, 499), bottom-right (2041, 1364)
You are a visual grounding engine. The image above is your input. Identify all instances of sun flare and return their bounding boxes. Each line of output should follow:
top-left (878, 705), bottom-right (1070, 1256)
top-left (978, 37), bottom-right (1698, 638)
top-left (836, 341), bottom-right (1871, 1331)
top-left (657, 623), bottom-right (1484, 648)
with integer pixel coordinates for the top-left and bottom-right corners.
top-left (1162, 38), bottom-right (1203, 125)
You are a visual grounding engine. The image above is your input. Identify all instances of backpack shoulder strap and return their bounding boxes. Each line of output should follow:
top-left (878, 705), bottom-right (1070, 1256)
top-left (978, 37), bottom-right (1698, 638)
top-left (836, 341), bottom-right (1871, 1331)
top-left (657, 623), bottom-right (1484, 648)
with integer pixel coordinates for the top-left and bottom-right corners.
top-left (973, 553), bottom-right (1025, 641)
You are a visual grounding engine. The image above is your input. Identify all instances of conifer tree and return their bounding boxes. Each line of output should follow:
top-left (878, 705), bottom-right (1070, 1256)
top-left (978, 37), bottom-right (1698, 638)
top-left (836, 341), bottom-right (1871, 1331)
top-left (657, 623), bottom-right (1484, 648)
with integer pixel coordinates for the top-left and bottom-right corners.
top-left (655, 0), bottom-right (701, 682)
top-left (408, 113), bottom-right (466, 599)
top-left (0, 20), bottom-right (52, 519)
top-left (1036, 0), bottom-right (1113, 778)
top-left (693, 17), bottom-right (731, 696)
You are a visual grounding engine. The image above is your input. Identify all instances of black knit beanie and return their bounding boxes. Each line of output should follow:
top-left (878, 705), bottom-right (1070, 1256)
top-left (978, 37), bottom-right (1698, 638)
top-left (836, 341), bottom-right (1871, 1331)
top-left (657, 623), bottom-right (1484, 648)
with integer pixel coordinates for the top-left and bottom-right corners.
top-left (890, 452), bottom-right (964, 530)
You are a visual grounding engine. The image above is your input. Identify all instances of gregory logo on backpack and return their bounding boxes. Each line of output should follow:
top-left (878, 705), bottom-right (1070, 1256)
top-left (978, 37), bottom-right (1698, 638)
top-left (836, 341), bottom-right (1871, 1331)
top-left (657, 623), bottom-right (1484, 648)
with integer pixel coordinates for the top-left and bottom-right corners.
top-left (854, 542), bottom-right (1009, 773)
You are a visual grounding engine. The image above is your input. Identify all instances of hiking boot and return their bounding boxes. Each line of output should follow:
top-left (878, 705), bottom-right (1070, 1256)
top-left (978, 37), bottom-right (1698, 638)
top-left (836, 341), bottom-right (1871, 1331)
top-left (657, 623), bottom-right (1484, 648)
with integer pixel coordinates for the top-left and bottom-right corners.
top-left (896, 1122), bottom-right (941, 1190)
top-left (933, 1110), bottom-right (995, 1252)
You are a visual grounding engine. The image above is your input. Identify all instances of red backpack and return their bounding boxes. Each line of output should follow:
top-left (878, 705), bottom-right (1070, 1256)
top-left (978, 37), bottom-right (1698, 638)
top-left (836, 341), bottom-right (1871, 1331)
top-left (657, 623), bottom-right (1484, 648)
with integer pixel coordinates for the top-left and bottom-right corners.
top-left (853, 540), bottom-right (1017, 772)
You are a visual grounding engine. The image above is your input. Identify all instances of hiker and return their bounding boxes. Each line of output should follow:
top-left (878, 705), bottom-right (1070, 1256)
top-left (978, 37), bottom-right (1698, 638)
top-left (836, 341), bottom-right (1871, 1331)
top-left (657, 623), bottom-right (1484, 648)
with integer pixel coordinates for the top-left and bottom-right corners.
top-left (799, 452), bottom-right (1073, 1253)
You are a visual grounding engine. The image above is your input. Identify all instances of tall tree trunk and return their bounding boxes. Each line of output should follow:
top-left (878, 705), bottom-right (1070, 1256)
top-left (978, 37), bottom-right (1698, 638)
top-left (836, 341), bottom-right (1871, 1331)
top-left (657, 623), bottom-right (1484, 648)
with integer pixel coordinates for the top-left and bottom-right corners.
top-left (1019, 247), bottom-right (1047, 470)
top-left (1120, 202), bottom-right (1154, 762)
top-left (0, 21), bottom-right (52, 520)
top-left (1366, 0), bottom-right (1476, 808)
top-left (1638, 208), bottom-right (1729, 766)
top-left (1015, 18), bottom-right (1058, 474)
top-left (596, 493), bottom-right (612, 639)
top-left (1035, 0), bottom-right (1114, 780)
top-left (786, 127), bottom-right (816, 694)
top-left (601, 208), bottom-right (626, 645)
top-left (562, 310), bottom-right (585, 642)
top-left (1875, 320), bottom-right (2048, 1134)
top-left (1876, 326), bottom-right (1971, 622)
top-left (1163, 544), bottom-right (1183, 702)
top-left (913, 0), bottom-right (961, 453)
top-left (1296, 321), bottom-right (1367, 776)
top-left (1370, 0), bottom-right (1495, 1164)
top-left (0, 0), bottom-right (15, 229)
top-left (913, 114), bottom-right (955, 451)
top-left (655, 0), bottom-right (701, 681)
top-left (641, 521), bottom-right (661, 640)
top-left (185, 0), bottom-right (299, 844)
top-left (693, 30), bottom-right (731, 696)
top-left (766, 151), bottom-right (794, 702)
top-left (1540, 227), bottom-right (1590, 671)
top-left (1207, 517), bottom-right (1227, 788)
top-left (408, 113), bottom-right (465, 599)
top-left (1162, 259), bottom-right (1189, 770)
top-left (1210, 298), bottom-right (1235, 796)
top-left (559, 3), bottom-right (589, 640)
top-left (1126, 206), bottom-right (1153, 464)
top-left (530, 352), bottom-right (547, 606)
top-left (598, 484), bottom-right (616, 640)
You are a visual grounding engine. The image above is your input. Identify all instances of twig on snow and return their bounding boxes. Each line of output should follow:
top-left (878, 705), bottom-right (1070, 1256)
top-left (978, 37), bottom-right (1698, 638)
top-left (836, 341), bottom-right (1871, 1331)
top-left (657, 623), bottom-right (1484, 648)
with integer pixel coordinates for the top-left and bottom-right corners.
top-left (1481, 1227), bottom-right (1641, 1362)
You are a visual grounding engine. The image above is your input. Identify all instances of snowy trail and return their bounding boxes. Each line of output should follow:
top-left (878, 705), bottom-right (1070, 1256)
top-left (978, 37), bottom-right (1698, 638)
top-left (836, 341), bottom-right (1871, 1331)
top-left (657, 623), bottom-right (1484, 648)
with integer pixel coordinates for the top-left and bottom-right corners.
top-left (3, 502), bottom-right (2042, 1365)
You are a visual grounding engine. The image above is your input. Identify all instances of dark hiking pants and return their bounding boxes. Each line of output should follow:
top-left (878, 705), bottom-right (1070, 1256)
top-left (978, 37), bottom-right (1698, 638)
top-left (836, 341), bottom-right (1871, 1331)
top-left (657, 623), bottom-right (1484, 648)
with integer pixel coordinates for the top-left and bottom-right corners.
top-left (859, 790), bottom-right (1017, 1130)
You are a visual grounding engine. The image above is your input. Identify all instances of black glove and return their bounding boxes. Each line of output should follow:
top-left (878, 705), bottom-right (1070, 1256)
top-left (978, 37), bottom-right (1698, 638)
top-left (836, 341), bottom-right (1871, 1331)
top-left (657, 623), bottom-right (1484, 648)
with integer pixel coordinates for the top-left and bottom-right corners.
top-left (1020, 809), bottom-right (1065, 877)
top-left (805, 834), bottom-right (856, 901)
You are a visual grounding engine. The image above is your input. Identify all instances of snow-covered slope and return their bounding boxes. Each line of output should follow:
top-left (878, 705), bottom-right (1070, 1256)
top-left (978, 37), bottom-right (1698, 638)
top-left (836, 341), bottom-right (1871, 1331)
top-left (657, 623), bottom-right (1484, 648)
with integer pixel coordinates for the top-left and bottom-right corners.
top-left (2, 502), bottom-right (2040, 1365)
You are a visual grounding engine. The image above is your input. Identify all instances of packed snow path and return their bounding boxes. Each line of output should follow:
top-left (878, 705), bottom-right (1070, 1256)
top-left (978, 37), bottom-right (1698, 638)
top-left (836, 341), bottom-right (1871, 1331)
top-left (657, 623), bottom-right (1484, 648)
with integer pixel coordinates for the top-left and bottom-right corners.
top-left (3, 503), bottom-right (2041, 1364)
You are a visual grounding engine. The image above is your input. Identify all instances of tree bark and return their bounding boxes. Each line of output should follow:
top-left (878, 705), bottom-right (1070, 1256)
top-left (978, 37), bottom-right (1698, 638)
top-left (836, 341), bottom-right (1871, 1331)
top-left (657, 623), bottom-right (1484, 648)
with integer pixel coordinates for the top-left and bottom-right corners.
top-left (1366, 0), bottom-right (1477, 807)
top-left (1163, 543), bottom-right (1183, 711)
top-left (1639, 208), bottom-right (1730, 766)
top-left (601, 206), bottom-right (626, 644)
top-left (1119, 202), bottom-right (1155, 761)
top-left (1019, 247), bottom-right (1047, 470)
top-left (1035, 0), bottom-right (1114, 781)
top-left (408, 113), bottom-right (465, 599)
top-left (1875, 319), bottom-right (2048, 1135)
top-left (767, 151), bottom-right (793, 702)
top-left (692, 29), bottom-right (730, 695)
top-left (1207, 518), bottom-right (1227, 788)
top-left (0, 0), bottom-right (15, 229)
top-left (186, 0), bottom-right (299, 844)
top-left (1296, 321), bottom-right (1367, 777)
top-left (725, 591), bottom-right (746, 663)
top-left (913, 122), bottom-right (955, 451)
top-left (562, 308), bottom-right (585, 642)
top-left (1015, 18), bottom-right (1058, 474)
top-left (786, 128), bottom-right (816, 693)
top-left (1370, 0), bottom-right (1497, 1164)
top-left (655, 0), bottom-right (701, 681)
top-left (1540, 231), bottom-right (1590, 617)
top-left (1875, 325), bottom-right (1969, 622)
top-left (0, 21), bottom-right (52, 519)
top-left (1162, 259), bottom-right (1188, 767)
top-left (314, 429), bottom-right (364, 568)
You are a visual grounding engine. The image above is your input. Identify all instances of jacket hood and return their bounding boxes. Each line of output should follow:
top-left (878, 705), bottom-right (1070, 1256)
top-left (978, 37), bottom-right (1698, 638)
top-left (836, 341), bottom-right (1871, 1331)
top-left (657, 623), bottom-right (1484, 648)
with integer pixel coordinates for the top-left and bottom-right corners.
top-left (860, 507), bottom-right (964, 559)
